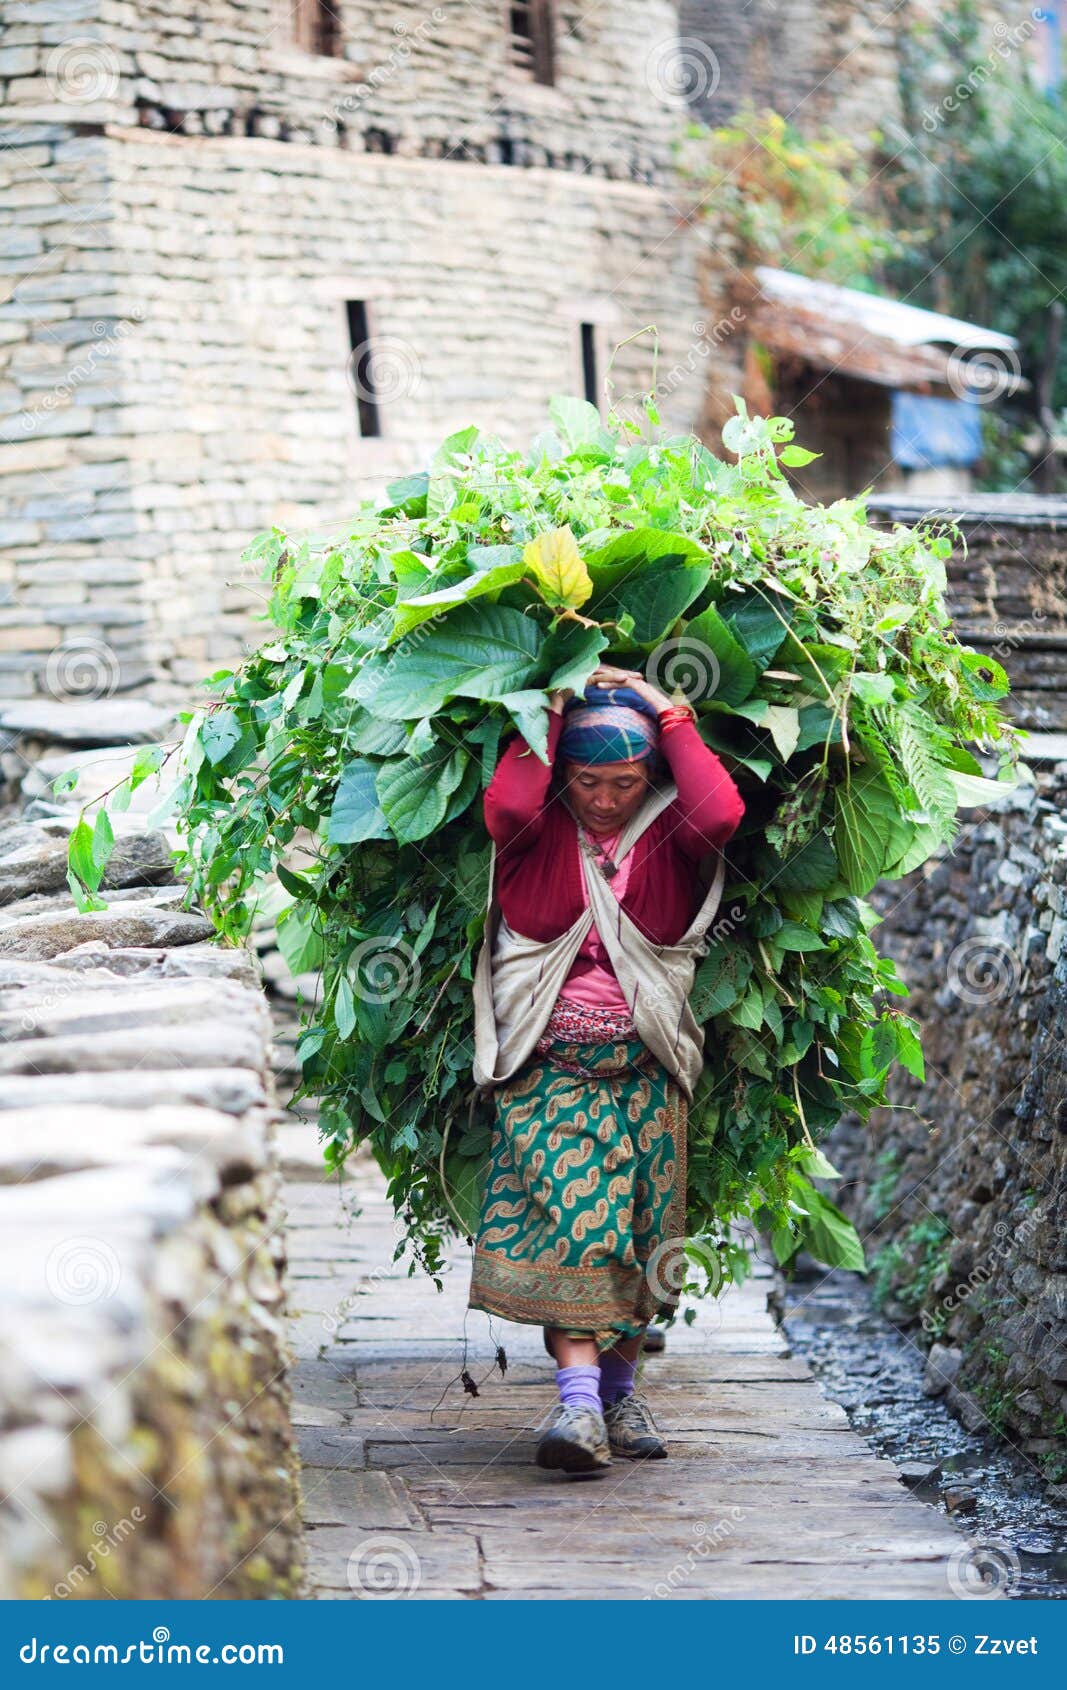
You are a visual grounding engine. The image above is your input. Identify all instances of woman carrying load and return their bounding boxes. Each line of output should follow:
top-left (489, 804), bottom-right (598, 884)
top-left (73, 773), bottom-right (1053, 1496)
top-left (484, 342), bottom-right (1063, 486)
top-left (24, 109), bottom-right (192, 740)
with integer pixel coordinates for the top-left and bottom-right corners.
top-left (468, 665), bottom-right (745, 1475)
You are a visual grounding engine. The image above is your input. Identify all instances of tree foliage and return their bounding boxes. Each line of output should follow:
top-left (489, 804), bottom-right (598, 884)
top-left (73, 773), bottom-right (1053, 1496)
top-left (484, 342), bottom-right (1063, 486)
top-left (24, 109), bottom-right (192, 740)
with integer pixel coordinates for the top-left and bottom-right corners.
top-left (67, 396), bottom-right (1023, 1289)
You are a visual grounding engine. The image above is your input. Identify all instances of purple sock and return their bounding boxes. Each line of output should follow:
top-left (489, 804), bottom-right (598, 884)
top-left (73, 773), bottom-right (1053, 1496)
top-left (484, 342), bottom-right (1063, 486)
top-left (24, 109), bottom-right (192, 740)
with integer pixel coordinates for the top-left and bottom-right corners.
top-left (599, 1351), bottom-right (636, 1407)
top-left (556, 1364), bottom-right (602, 1413)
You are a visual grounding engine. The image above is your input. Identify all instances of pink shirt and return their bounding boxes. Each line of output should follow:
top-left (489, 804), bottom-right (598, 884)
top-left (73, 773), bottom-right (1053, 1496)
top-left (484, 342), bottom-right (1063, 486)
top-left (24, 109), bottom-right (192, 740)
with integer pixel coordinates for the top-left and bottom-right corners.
top-left (557, 827), bottom-right (634, 1013)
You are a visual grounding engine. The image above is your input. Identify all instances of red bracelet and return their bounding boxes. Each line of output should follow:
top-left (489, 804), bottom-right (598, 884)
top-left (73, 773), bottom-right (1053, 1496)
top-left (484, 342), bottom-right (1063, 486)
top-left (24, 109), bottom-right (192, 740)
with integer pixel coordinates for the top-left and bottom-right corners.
top-left (658, 703), bottom-right (697, 732)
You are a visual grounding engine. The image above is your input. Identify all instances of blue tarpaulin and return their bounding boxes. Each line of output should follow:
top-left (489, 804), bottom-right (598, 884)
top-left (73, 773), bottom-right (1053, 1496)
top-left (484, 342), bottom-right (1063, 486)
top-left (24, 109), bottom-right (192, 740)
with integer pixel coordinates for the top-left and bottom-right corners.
top-left (890, 390), bottom-right (984, 469)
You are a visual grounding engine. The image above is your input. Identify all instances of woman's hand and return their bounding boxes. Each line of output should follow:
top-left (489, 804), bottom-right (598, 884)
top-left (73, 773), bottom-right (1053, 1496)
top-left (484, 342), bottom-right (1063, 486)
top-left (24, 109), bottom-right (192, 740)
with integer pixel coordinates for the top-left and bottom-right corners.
top-left (588, 664), bottom-right (675, 716)
top-left (548, 687), bottom-right (574, 715)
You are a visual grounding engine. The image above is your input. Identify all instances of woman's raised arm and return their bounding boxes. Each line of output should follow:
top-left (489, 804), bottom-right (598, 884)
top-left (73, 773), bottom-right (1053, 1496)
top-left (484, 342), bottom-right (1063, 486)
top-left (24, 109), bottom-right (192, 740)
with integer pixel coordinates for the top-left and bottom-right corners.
top-left (659, 715), bottom-right (745, 856)
top-left (483, 708), bottom-right (564, 849)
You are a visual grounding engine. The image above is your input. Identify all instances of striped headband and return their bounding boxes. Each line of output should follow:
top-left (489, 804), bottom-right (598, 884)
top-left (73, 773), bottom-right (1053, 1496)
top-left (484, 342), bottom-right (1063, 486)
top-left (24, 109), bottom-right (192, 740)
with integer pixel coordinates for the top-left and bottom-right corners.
top-left (558, 685), bottom-right (660, 767)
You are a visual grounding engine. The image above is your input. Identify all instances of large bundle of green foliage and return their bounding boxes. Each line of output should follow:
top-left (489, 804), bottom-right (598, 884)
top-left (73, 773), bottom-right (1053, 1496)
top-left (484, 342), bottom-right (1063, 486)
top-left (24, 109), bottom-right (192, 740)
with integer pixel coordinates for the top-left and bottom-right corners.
top-left (68, 397), bottom-right (1022, 1289)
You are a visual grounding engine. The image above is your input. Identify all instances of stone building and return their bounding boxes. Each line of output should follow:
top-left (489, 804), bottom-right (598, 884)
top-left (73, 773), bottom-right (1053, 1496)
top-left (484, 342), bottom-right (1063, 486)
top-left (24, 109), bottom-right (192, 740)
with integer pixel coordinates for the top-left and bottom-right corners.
top-left (0, 0), bottom-right (709, 701)
top-left (1, 0), bottom-right (994, 706)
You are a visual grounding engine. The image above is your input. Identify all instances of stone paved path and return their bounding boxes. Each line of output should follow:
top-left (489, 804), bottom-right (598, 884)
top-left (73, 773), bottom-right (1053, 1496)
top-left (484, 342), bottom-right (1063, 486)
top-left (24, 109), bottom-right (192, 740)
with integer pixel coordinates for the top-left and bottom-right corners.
top-left (281, 1136), bottom-right (972, 1601)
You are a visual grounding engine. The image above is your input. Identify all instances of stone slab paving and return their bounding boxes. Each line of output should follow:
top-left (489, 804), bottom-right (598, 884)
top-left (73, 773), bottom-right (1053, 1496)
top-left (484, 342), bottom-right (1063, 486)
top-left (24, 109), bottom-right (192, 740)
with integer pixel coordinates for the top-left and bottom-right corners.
top-left (286, 1146), bottom-right (976, 1601)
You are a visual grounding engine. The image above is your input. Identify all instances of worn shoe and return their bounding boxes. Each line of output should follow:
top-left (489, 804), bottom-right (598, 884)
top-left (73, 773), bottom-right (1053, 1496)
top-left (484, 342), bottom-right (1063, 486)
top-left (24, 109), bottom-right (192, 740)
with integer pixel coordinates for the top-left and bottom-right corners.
top-left (535, 1403), bottom-right (611, 1475)
top-left (643, 1325), bottom-right (667, 1354)
top-left (603, 1394), bottom-right (668, 1460)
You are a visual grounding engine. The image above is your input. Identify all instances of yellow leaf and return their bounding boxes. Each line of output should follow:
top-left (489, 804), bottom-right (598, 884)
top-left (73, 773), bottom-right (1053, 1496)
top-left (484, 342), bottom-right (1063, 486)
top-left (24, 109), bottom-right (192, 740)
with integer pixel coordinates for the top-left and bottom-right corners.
top-left (523, 526), bottom-right (592, 610)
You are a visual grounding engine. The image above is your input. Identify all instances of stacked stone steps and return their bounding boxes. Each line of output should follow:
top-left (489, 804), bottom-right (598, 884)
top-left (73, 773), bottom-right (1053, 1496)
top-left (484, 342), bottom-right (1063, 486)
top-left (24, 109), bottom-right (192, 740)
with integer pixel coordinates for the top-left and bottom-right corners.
top-left (0, 739), bottom-right (304, 1599)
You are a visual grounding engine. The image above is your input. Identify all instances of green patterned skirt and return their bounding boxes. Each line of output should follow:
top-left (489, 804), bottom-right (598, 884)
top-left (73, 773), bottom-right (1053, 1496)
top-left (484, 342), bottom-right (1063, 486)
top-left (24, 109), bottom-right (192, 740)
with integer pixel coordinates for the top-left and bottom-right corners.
top-left (467, 1029), bottom-right (688, 1351)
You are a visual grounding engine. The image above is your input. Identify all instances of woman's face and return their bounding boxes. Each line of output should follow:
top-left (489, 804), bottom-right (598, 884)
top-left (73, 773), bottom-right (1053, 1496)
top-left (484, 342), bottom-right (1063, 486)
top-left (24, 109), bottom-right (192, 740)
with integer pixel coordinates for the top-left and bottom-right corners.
top-left (562, 758), bottom-right (651, 836)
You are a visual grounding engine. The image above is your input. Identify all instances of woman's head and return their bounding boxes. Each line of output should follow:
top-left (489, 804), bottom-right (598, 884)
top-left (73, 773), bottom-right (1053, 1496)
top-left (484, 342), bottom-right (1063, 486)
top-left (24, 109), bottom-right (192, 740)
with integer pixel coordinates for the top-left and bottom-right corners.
top-left (557, 685), bottom-right (660, 836)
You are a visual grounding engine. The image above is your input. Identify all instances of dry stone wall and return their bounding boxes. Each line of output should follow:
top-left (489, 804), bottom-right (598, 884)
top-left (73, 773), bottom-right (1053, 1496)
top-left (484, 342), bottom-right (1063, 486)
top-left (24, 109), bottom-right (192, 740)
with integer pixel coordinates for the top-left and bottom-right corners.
top-left (828, 501), bottom-right (1067, 1465)
top-left (829, 767), bottom-right (1067, 1466)
top-left (0, 738), bottom-right (304, 1599)
top-left (868, 496), bottom-right (1067, 735)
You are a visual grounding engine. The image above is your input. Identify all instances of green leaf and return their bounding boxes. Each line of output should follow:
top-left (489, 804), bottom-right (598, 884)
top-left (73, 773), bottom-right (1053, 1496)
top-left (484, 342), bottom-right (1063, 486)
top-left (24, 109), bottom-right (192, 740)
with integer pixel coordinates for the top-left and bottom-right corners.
top-left (68, 817), bottom-right (100, 892)
top-left (796, 1144), bottom-right (840, 1180)
top-left (275, 902), bottom-right (324, 975)
top-left (733, 982), bottom-right (766, 1030)
top-left (893, 1015), bottom-right (925, 1081)
top-left (345, 711), bottom-right (408, 757)
top-left (549, 395), bottom-right (605, 451)
top-left (795, 702), bottom-right (843, 753)
top-left (129, 745), bottom-right (167, 789)
top-left (959, 648), bottom-right (1009, 701)
top-left (821, 897), bottom-right (863, 939)
top-left (947, 770), bottom-right (1016, 809)
top-left (884, 819), bottom-right (943, 877)
top-left (497, 690), bottom-right (551, 763)
top-left (770, 831), bottom-right (840, 893)
top-left (384, 472), bottom-right (429, 516)
top-left (66, 868), bottom-right (107, 913)
top-left (376, 747), bottom-right (469, 842)
top-left (894, 704), bottom-right (957, 824)
top-left (834, 767), bottom-right (912, 895)
top-left (390, 554), bottom-right (527, 639)
top-left (781, 890), bottom-right (824, 928)
top-left (791, 1177), bottom-right (867, 1272)
top-left (441, 1150), bottom-right (487, 1237)
top-left (779, 444), bottom-right (820, 466)
top-left (679, 604), bottom-right (757, 706)
top-left (761, 704), bottom-right (801, 763)
top-left (775, 633), bottom-right (853, 693)
top-left (585, 527), bottom-right (710, 596)
top-left (348, 604), bottom-right (541, 721)
top-left (851, 671), bottom-right (896, 706)
top-left (861, 1016), bottom-right (899, 1075)
top-left (604, 561), bottom-right (711, 644)
top-left (201, 709), bottom-right (242, 766)
top-left (432, 424), bottom-right (480, 469)
top-left (720, 587), bottom-right (792, 669)
top-left (691, 944), bottom-right (753, 1017)
top-left (773, 920), bottom-right (828, 952)
top-left (277, 862), bottom-right (318, 900)
top-left (327, 759), bottom-right (391, 844)
top-left (538, 623), bottom-right (609, 694)
top-left (90, 807), bottom-right (114, 874)
top-left (334, 975), bottom-right (356, 1040)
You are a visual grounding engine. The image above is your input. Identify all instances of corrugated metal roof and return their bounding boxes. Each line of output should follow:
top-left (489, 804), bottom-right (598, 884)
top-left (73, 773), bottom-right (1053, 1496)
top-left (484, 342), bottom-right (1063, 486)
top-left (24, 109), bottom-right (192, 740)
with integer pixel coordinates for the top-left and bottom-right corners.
top-left (750, 266), bottom-right (1027, 395)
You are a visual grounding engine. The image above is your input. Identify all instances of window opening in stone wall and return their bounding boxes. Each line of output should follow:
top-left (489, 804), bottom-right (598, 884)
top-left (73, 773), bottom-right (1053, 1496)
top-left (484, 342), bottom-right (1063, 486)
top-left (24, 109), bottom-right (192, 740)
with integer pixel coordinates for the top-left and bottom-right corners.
top-left (293, 0), bottom-right (342, 58)
top-left (346, 301), bottom-right (383, 438)
top-left (580, 323), bottom-right (598, 407)
top-left (510, 1), bottom-right (556, 85)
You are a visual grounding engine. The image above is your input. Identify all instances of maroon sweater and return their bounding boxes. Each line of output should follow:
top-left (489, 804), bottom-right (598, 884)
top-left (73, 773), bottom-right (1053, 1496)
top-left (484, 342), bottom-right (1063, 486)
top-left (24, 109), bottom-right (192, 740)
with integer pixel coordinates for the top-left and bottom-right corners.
top-left (484, 711), bottom-right (745, 945)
